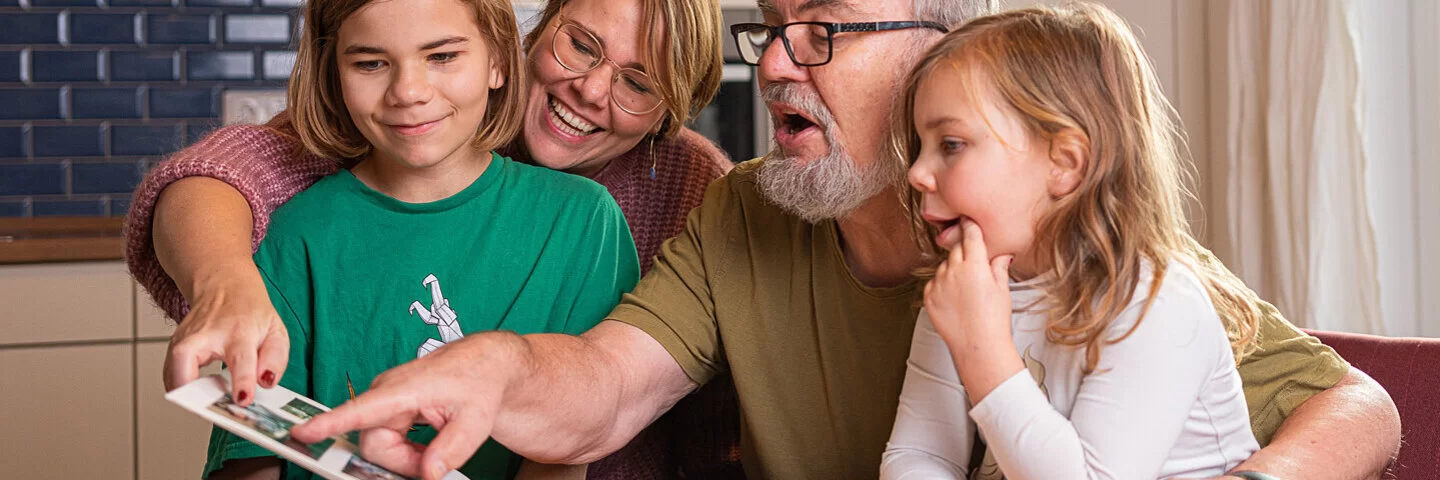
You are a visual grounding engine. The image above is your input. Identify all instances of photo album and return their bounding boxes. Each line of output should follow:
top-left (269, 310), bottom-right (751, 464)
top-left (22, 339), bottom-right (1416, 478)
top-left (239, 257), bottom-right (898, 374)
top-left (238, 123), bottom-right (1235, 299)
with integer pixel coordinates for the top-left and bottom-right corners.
top-left (167, 373), bottom-right (470, 480)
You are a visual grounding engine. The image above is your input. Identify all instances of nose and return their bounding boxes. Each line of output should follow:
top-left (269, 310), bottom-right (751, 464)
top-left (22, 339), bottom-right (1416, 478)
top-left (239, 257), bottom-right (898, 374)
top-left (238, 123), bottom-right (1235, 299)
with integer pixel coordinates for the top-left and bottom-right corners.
top-left (386, 61), bottom-right (434, 107)
top-left (908, 153), bottom-right (937, 194)
top-left (756, 33), bottom-right (808, 89)
top-left (572, 64), bottom-right (612, 109)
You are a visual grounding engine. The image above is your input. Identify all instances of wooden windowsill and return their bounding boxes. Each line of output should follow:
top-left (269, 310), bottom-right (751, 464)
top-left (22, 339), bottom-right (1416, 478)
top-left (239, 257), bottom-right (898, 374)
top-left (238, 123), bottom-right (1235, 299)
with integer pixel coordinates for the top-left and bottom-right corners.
top-left (0, 217), bottom-right (125, 264)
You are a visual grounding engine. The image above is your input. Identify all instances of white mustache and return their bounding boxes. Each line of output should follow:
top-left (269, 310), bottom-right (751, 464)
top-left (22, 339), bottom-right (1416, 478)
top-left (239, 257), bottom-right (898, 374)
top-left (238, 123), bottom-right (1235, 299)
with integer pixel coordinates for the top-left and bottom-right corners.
top-left (762, 82), bottom-right (837, 132)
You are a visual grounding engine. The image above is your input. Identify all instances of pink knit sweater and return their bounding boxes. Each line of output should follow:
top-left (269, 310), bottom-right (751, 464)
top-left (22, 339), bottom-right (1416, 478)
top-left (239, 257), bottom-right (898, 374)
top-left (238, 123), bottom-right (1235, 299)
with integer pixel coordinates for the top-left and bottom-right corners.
top-left (122, 112), bottom-right (741, 479)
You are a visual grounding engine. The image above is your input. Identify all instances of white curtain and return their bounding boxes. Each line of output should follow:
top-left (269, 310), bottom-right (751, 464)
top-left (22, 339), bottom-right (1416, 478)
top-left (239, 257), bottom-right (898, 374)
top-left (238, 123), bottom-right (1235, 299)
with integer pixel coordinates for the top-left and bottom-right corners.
top-left (1208, 0), bottom-right (1385, 334)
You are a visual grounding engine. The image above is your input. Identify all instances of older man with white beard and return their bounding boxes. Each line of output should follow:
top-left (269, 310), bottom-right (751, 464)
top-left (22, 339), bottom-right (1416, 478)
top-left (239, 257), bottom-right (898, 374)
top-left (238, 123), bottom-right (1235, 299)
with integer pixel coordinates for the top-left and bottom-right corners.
top-left (291, 0), bottom-right (1402, 479)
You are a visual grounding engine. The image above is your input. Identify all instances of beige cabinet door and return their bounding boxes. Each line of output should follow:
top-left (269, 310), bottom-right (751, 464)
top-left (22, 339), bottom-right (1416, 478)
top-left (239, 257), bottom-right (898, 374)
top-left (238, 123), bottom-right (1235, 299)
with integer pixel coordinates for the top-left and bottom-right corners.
top-left (0, 262), bottom-right (133, 345)
top-left (137, 341), bottom-right (220, 480)
top-left (0, 344), bottom-right (135, 479)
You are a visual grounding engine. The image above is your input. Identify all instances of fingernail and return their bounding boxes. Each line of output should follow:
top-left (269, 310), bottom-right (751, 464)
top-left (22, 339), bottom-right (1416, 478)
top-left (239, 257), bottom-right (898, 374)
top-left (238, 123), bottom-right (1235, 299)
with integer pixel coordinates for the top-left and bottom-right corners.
top-left (237, 390), bottom-right (249, 403)
top-left (261, 370), bottom-right (276, 387)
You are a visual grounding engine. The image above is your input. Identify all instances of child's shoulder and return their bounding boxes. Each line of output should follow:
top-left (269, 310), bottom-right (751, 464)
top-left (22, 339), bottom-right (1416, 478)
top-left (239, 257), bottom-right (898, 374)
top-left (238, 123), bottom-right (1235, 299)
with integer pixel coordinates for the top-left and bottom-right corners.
top-left (1108, 257), bottom-right (1224, 342)
top-left (265, 171), bottom-right (357, 238)
top-left (500, 156), bottom-right (617, 212)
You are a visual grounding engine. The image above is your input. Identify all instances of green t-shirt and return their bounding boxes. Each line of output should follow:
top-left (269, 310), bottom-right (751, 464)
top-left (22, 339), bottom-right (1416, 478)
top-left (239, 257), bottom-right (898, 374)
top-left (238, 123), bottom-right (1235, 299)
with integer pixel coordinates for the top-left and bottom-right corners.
top-left (611, 159), bottom-right (1349, 479)
top-left (203, 153), bottom-right (640, 480)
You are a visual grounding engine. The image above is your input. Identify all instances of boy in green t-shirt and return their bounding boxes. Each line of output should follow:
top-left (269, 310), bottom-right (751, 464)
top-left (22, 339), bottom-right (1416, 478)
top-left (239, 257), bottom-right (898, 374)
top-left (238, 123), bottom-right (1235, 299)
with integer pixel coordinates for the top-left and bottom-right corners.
top-left (200, 0), bottom-right (639, 478)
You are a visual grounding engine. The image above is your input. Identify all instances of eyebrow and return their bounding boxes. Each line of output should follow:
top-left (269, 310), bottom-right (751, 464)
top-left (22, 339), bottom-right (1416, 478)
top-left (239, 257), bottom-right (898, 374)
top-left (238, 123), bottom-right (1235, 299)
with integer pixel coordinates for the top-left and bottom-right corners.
top-left (566, 18), bottom-right (648, 72)
top-left (923, 116), bottom-right (966, 131)
top-left (342, 36), bottom-right (469, 55)
top-left (757, 0), bottom-right (862, 22)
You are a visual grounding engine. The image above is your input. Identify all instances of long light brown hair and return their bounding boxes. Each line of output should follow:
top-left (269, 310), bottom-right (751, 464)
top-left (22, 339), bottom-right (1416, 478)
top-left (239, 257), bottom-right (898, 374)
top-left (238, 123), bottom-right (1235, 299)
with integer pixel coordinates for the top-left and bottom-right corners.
top-left (521, 0), bottom-right (723, 137)
top-left (288, 0), bottom-right (526, 160)
top-left (890, 3), bottom-right (1260, 372)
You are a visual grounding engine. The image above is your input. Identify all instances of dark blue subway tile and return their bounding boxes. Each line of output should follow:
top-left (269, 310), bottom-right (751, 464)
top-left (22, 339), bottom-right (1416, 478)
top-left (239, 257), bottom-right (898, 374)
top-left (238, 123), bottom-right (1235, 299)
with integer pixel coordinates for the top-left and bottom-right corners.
top-left (149, 87), bottom-right (218, 118)
top-left (259, 0), bottom-right (301, 7)
top-left (188, 51), bottom-right (254, 80)
top-left (34, 199), bottom-right (105, 216)
top-left (32, 50), bottom-right (102, 82)
top-left (111, 0), bottom-right (172, 5)
top-left (0, 89), bottom-right (63, 120)
top-left (111, 125), bottom-right (181, 156)
top-left (71, 87), bottom-right (143, 119)
top-left (185, 120), bottom-right (218, 144)
top-left (0, 51), bottom-right (22, 83)
top-left (0, 201), bottom-right (24, 217)
top-left (34, 125), bottom-right (105, 157)
top-left (262, 50), bottom-right (294, 80)
top-left (110, 50), bottom-right (178, 81)
top-left (110, 196), bottom-right (131, 217)
top-left (225, 14), bottom-right (291, 44)
top-left (0, 126), bottom-right (27, 158)
top-left (146, 14), bottom-right (216, 44)
top-left (0, 163), bottom-right (65, 195)
top-left (70, 13), bottom-right (139, 45)
top-left (72, 161), bottom-right (143, 194)
top-left (31, 0), bottom-right (103, 6)
top-left (187, 0), bottom-right (252, 6)
top-left (0, 14), bottom-right (61, 45)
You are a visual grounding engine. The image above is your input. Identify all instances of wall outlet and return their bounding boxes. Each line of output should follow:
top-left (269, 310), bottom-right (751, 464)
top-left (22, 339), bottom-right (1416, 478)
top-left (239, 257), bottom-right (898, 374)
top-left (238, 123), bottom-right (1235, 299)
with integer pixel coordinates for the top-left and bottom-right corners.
top-left (222, 89), bottom-right (288, 125)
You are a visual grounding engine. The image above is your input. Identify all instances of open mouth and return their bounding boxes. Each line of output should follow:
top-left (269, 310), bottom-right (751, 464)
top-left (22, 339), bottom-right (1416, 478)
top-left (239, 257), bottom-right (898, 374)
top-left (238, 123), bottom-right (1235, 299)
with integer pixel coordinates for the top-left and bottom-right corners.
top-left (772, 105), bottom-right (819, 136)
top-left (548, 95), bottom-right (601, 137)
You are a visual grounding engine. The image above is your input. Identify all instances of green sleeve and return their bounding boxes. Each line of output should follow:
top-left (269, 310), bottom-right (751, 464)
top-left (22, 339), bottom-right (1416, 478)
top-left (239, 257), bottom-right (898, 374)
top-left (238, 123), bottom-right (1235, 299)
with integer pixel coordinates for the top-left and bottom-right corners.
top-left (201, 249), bottom-right (312, 478)
top-left (1188, 238), bottom-right (1350, 446)
top-left (560, 196), bottom-right (640, 336)
top-left (1237, 299), bottom-right (1349, 446)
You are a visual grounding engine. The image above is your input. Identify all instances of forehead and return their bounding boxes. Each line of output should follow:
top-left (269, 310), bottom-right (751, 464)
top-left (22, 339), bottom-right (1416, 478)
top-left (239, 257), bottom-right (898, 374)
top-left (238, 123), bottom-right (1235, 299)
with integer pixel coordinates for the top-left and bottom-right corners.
top-left (757, 0), bottom-right (911, 20)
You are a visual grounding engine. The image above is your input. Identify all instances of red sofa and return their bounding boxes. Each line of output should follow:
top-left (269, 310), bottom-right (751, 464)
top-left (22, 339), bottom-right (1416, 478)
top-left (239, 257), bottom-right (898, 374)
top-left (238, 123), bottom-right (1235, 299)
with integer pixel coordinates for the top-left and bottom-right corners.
top-left (1305, 329), bottom-right (1440, 480)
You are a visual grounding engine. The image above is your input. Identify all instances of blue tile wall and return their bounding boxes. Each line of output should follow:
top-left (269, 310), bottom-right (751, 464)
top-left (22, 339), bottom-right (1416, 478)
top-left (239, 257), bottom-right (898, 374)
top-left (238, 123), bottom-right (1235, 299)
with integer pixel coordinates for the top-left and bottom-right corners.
top-left (0, 126), bottom-right (26, 158)
top-left (0, 51), bottom-right (20, 82)
top-left (0, 0), bottom-right (298, 217)
top-left (70, 13), bottom-right (140, 45)
top-left (34, 199), bottom-right (105, 216)
top-left (111, 124), bottom-right (181, 155)
top-left (71, 87), bottom-right (142, 118)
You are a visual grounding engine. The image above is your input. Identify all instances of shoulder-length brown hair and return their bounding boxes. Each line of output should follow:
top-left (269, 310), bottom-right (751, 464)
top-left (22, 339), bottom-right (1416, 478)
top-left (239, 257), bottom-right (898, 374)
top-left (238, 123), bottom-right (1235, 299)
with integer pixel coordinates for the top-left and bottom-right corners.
top-left (891, 3), bottom-right (1261, 372)
top-left (287, 0), bottom-right (526, 160)
top-left (520, 0), bottom-right (723, 137)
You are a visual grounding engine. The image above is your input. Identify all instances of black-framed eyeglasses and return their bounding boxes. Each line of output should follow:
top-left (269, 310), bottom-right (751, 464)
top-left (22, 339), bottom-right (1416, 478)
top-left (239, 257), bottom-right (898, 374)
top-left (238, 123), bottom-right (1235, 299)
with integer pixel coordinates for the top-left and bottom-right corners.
top-left (730, 21), bottom-right (948, 67)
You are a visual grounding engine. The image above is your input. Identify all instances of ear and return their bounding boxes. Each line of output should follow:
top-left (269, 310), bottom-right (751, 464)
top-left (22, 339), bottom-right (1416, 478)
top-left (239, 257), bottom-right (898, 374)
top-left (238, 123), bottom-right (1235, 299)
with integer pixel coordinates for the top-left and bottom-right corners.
top-left (489, 60), bottom-right (505, 90)
top-left (1047, 128), bottom-right (1088, 197)
top-left (649, 114), bottom-right (670, 136)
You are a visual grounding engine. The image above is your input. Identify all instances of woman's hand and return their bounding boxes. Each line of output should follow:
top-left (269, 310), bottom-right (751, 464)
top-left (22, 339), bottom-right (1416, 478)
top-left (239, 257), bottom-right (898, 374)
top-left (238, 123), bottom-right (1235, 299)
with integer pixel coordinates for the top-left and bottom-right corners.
top-left (164, 261), bottom-right (289, 407)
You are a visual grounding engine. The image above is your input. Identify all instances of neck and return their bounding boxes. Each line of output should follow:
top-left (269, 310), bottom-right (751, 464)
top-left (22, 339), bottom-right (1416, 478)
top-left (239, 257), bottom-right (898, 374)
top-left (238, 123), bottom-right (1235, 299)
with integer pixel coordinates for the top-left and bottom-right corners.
top-left (835, 184), bottom-right (924, 288)
top-left (351, 148), bottom-right (492, 203)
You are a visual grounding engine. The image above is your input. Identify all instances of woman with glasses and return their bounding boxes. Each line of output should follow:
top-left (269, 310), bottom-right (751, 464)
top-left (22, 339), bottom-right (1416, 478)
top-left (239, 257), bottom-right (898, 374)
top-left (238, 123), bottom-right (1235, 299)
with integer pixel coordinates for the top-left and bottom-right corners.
top-left (124, 0), bottom-right (740, 478)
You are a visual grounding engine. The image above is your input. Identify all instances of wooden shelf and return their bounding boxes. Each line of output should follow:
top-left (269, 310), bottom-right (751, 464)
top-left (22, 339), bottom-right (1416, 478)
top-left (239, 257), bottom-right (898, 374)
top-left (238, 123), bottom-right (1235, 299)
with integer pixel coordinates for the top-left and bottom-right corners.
top-left (0, 217), bottom-right (125, 264)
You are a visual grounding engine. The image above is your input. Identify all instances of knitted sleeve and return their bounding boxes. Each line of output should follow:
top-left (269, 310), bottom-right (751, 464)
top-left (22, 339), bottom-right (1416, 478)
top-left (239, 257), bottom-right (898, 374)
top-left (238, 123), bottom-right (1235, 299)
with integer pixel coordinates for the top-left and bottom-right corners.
top-left (123, 111), bottom-right (338, 321)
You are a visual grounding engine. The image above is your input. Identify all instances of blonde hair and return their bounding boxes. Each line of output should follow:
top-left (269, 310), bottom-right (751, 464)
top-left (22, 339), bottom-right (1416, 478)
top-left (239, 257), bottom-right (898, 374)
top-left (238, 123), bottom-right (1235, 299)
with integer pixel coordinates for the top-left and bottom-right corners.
top-left (891, 3), bottom-right (1260, 372)
top-left (521, 0), bottom-right (723, 137)
top-left (288, 0), bottom-right (525, 160)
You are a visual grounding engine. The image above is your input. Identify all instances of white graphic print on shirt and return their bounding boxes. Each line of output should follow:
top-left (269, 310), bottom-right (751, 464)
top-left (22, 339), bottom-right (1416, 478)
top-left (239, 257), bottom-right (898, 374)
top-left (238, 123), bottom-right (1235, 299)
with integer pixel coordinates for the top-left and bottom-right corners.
top-left (410, 274), bottom-right (464, 358)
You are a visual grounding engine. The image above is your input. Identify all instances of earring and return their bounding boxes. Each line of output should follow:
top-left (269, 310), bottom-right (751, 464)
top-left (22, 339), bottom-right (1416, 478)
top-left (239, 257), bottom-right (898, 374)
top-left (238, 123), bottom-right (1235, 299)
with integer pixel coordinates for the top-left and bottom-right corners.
top-left (648, 135), bottom-right (657, 180)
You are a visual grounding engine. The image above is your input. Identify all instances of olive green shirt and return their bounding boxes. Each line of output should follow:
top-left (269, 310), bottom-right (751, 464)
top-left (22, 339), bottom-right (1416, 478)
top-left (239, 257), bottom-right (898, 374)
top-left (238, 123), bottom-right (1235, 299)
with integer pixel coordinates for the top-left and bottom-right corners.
top-left (611, 160), bottom-right (1348, 479)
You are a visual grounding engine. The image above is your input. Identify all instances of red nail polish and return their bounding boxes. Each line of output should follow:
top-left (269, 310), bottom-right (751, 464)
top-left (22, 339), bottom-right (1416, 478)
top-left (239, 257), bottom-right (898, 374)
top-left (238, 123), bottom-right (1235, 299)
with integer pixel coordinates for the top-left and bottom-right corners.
top-left (261, 370), bottom-right (276, 387)
top-left (237, 390), bottom-right (249, 403)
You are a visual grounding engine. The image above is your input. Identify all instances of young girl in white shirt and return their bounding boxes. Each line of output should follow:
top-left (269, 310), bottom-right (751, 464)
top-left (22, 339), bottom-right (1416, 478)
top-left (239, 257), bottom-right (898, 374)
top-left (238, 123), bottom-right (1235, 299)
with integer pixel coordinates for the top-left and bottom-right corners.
top-left (882, 3), bottom-right (1264, 479)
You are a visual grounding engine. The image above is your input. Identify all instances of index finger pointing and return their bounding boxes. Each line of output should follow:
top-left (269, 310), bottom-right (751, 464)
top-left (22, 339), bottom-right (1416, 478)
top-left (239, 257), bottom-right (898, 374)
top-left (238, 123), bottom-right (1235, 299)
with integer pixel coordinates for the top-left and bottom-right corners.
top-left (291, 388), bottom-right (416, 443)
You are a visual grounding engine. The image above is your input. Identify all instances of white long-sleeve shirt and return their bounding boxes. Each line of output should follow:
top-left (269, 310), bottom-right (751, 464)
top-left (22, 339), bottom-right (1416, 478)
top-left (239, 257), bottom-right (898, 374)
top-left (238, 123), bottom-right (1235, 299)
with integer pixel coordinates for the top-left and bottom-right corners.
top-left (882, 260), bottom-right (1259, 480)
